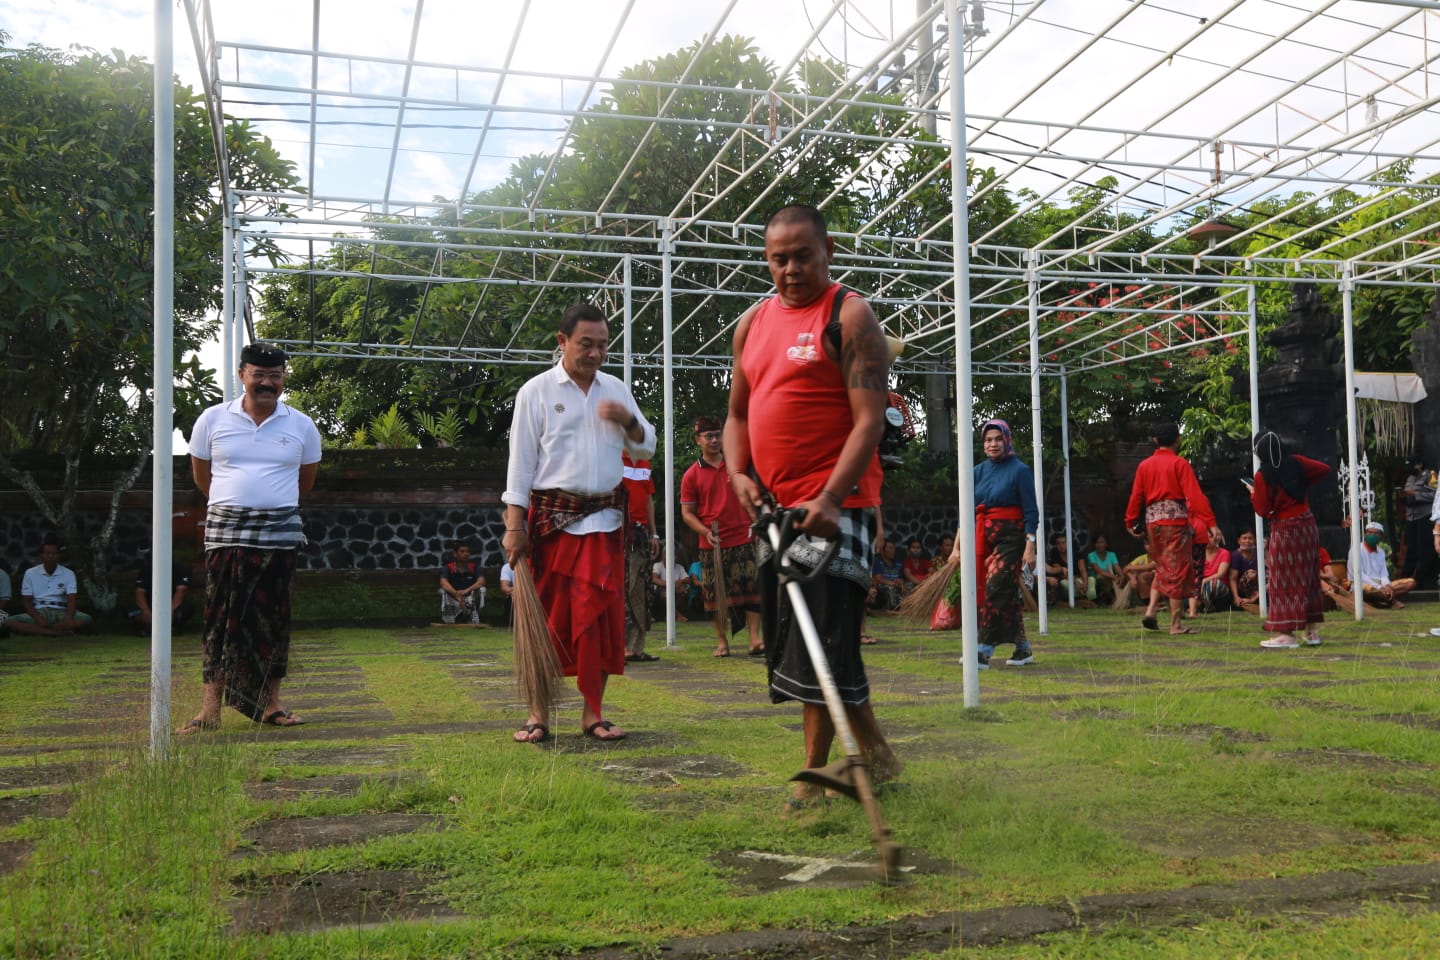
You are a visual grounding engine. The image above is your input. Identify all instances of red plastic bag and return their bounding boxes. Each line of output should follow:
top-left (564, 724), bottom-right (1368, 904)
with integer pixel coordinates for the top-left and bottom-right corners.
top-left (929, 597), bottom-right (960, 631)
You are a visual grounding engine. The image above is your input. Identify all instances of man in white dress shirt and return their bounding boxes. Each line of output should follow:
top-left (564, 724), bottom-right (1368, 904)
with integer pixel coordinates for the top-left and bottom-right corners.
top-left (502, 304), bottom-right (655, 744)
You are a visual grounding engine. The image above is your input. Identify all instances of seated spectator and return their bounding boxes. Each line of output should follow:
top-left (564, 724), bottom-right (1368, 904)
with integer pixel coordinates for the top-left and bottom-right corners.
top-left (686, 558), bottom-right (704, 617)
top-left (651, 553), bottom-right (691, 621)
top-left (1122, 551), bottom-right (1156, 608)
top-left (932, 534), bottom-right (955, 574)
top-left (9, 539), bottom-right (92, 636)
top-left (901, 538), bottom-right (930, 594)
top-left (1045, 534), bottom-right (1090, 606)
top-left (129, 559), bottom-right (195, 635)
top-left (1229, 530), bottom-right (1260, 611)
top-left (439, 541), bottom-right (486, 624)
top-left (498, 561), bottom-right (515, 624)
top-left (1086, 533), bottom-right (1121, 605)
top-left (1198, 531), bottom-right (1232, 612)
top-left (869, 539), bottom-right (905, 611)
top-left (1357, 521), bottom-right (1414, 608)
top-left (0, 560), bottom-right (10, 631)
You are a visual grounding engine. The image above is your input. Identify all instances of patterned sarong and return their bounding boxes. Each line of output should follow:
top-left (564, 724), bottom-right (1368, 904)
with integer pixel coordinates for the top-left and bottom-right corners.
top-left (975, 507), bottom-right (1027, 655)
top-left (623, 523), bottom-right (652, 655)
top-left (1263, 511), bottom-right (1324, 633)
top-left (700, 540), bottom-right (760, 635)
top-left (203, 546), bottom-right (297, 721)
top-left (1148, 522), bottom-right (1195, 599)
top-left (759, 507), bottom-right (875, 707)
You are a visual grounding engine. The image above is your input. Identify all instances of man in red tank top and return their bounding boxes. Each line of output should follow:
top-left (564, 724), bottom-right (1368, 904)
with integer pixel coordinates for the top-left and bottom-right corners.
top-left (722, 204), bottom-right (900, 809)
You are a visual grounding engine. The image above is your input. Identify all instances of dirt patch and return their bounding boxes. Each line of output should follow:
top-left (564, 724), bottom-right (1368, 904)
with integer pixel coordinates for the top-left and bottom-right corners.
top-left (1110, 815), bottom-right (1367, 858)
top-left (0, 791), bottom-right (74, 826)
top-left (267, 745), bottom-right (409, 767)
top-left (0, 839), bottom-right (34, 877)
top-left (244, 772), bottom-right (419, 801)
top-left (596, 754), bottom-right (748, 785)
top-left (26, 722), bottom-right (123, 739)
top-left (0, 761), bottom-right (95, 790)
top-left (287, 682), bottom-right (368, 695)
top-left (1054, 706), bottom-right (1134, 722)
top-left (229, 868), bottom-right (460, 934)
top-left (1274, 748), bottom-right (1430, 772)
top-left (715, 845), bottom-right (959, 892)
top-left (581, 863), bottom-right (1440, 959)
top-left (236, 812), bottom-right (447, 856)
top-left (1147, 723), bottom-right (1270, 745)
top-left (1367, 712), bottom-right (1440, 732)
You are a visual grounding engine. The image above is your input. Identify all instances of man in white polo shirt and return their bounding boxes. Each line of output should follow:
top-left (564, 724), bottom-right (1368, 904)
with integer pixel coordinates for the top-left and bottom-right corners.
top-left (180, 342), bottom-right (322, 733)
top-left (9, 538), bottom-right (93, 635)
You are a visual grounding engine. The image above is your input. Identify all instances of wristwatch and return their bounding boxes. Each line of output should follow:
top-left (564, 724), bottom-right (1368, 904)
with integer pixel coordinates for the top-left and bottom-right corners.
top-left (1025, 534), bottom-right (1037, 543)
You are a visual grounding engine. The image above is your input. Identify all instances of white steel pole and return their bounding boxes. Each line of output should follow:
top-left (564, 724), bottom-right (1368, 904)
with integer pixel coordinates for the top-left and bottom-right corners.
top-left (622, 254), bottom-right (633, 389)
top-left (1247, 286), bottom-right (1268, 617)
top-left (1341, 270), bottom-right (1364, 620)
top-left (948, 0), bottom-right (979, 708)
top-left (1027, 254), bottom-right (1048, 631)
top-left (1060, 368), bottom-right (1075, 607)
top-left (150, 0), bottom-right (175, 760)
top-left (221, 207), bottom-right (235, 400)
top-left (662, 223), bottom-right (678, 647)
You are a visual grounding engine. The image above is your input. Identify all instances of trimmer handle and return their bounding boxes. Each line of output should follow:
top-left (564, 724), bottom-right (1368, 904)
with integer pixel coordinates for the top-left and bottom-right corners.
top-left (755, 507), bottom-right (839, 584)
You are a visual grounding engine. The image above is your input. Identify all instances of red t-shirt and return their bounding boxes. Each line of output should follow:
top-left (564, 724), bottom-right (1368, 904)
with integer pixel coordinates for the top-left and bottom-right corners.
top-left (680, 458), bottom-right (752, 549)
top-left (1250, 455), bottom-right (1332, 520)
top-left (621, 453), bottom-right (654, 527)
top-left (739, 284), bottom-right (882, 508)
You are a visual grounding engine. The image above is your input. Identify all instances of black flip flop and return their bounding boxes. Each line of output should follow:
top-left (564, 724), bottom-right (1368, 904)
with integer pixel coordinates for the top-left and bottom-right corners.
top-left (1141, 616), bottom-right (1159, 631)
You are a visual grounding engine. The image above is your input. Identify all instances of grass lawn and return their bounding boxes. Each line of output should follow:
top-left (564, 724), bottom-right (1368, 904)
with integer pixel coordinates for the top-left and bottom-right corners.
top-left (4, 601), bottom-right (1440, 958)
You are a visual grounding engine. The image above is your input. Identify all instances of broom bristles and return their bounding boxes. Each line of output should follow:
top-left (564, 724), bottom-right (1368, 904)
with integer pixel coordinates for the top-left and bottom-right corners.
top-left (898, 558), bottom-right (959, 624)
top-left (1020, 580), bottom-right (1039, 612)
top-left (711, 539), bottom-right (730, 630)
top-left (512, 558), bottom-right (564, 713)
top-left (1112, 581), bottom-right (1134, 610)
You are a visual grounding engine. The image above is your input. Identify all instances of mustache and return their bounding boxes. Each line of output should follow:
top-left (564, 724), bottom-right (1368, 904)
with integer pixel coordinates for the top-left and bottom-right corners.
top-left (255, 385), bottom-right (279, 395)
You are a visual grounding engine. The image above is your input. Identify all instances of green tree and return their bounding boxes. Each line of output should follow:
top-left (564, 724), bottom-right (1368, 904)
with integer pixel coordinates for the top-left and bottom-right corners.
top-left (0, 37), bottom-right (298, 607)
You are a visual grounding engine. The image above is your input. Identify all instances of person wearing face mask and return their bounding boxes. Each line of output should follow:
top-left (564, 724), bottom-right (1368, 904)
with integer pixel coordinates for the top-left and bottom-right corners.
top-left (1356, 520), bottom-right (1414, 609)
top-left (1245, 431), bottom-right (1330, 648)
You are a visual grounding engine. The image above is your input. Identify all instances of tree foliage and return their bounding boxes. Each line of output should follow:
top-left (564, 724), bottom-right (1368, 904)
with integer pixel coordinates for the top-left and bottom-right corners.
top-left (0, 38), bottom-right (298, 605)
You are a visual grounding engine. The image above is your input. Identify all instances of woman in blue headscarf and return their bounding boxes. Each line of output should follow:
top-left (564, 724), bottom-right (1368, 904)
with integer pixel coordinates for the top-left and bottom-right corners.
top-left (948, 419), bottom-right (1040, 668)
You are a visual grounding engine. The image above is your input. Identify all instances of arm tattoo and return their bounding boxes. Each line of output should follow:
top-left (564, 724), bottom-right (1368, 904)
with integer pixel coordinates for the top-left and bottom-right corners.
top-left (841, 316), bottom-right (890, 392)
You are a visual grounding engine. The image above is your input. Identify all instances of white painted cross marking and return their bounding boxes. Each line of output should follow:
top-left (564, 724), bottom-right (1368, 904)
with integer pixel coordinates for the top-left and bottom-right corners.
top-left (738, 850), bottom-right (915, 883)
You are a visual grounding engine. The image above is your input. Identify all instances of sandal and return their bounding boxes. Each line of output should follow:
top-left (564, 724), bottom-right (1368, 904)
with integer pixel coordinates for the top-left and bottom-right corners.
top-left (512, 722), bottom-right (550, 744)
top-left (262, 709), bottom-right (305, 727)
top-left (583, 719), bottom-right (626, 741)
top-left (625, 652), bottom-right (660, 662)
top-left (178, 717), bottom-right (219, 735)
top-left (712, 647), bottom-right (730, 658)
top-left (861, 635), bottom-right (879, 645)
top-left (1141, 616), bottom-right (1159, 631)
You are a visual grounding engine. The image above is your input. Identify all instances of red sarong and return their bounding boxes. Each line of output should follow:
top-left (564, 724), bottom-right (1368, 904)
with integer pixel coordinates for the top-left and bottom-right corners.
top-left (1148, 522), bottom-right (1194, 599)
top-left (976, 504), bottom-right (1024, 616)
top-left (529, 528), bottom-right (626, 717)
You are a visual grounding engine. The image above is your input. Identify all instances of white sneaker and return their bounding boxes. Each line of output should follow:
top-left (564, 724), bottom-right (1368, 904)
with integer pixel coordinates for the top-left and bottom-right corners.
top-left (1429, 628), bottom-right (1440, 638)
top-left (1261, 635), bottom-right (1299, 648)
top-left (1303, 633), bottom-right (1321, 646)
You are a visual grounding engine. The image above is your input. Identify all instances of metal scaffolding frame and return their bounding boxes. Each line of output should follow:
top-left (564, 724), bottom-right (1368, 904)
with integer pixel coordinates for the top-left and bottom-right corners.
top-left (173, 0), bottom-right (1440, 710)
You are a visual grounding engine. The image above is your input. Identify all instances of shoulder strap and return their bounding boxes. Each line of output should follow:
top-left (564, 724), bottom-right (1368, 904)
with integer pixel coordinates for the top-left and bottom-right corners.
top-left (825, 285), bottom-right (852, 355)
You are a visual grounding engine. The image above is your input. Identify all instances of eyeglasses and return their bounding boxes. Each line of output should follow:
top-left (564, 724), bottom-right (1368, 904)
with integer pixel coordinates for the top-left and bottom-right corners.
top-left (696, 431), bottom-right (722, 440)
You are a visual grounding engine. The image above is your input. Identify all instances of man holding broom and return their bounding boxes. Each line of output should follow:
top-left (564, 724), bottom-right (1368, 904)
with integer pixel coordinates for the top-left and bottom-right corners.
top-left (502, 303), bottom-right (656, 743)
top-left (681, 414), bottom-right (764, 658)
top-left (723, 203), bottom-right (900, 809)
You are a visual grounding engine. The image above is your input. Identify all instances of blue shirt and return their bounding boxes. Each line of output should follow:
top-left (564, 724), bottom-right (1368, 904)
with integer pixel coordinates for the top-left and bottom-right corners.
top-left (973, 455), bottom-right (1039, 535)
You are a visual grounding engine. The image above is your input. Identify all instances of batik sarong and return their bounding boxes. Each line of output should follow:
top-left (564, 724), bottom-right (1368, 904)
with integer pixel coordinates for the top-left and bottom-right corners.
top-left (975, 506), bottom-right (1027, 656)
top-left (203, 547), bottom-right (297, 721)
top-left (1148, 523), bottom-right (1195, 600)
top-left (700, 540), bottom-right (761, 636)
top-left (1263, 511), bottom-right (1324, 633)
top-left (623, 523), bottom-right (652, 655)
top-left (759, 507), bottom-right (873, 707)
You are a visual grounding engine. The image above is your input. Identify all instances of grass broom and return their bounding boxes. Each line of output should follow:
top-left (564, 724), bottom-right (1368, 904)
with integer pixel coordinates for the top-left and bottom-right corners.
top-left (711, 533), bottom-right (730, 633)
top-left (1111, 580), bottom-right (1134, 610)
top-left (511, 558), bottom-right (564, 716)
top-left (898, 558), bottom-right (958, 625)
